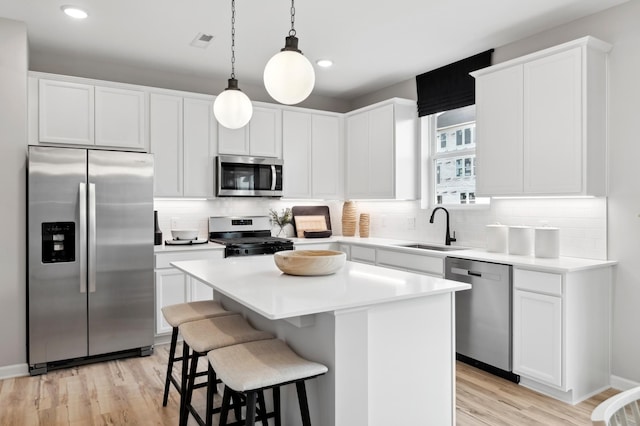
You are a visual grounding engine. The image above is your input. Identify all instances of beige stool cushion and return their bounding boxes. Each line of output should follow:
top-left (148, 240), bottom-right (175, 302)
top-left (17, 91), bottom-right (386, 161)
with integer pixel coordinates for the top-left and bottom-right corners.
top-left (179, 314), bottom-right (274, 354)
top-left (161, 300), bottom-right (231, 328)
top-left (207, 339), bottom-right (328, 392)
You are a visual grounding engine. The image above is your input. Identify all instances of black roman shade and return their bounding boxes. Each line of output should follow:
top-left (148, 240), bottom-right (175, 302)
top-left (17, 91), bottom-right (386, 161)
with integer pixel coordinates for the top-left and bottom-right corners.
top-left (416, 49), bottom-right (494, 117)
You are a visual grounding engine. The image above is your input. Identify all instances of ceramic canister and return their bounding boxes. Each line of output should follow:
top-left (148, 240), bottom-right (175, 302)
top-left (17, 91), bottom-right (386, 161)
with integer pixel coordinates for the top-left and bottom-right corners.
top-left (535, 227), bottom-right (560, 258)
top-left (486, 224), bottom-right (508, 253)
top-left (508, 226), bottom-right (534, 255)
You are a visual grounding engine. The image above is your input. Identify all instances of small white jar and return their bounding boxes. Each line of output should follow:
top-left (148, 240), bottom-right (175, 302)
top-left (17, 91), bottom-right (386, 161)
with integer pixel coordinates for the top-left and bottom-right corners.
top-left (508, 226), bottom-right (534, 255)
top-left (486, 224), bottom-right (508, 253)
top-left (535, 227), bottom-right (560, 258)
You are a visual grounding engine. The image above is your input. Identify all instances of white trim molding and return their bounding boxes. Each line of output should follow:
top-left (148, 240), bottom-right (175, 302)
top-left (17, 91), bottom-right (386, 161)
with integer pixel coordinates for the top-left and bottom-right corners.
top-left (611, 375), bottom-right (640, 391)
top-left (0, 363), bottom-right (29, 380)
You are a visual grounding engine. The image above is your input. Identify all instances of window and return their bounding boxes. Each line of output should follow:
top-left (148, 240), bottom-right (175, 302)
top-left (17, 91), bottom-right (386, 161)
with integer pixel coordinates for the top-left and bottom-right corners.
top-left (422, 104), bottom-right (489, 207)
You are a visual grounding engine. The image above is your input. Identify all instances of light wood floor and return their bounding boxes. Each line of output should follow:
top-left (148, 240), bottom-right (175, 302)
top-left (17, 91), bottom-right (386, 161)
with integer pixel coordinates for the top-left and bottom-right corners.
top-left (0, 343), bottom-right (619, 425)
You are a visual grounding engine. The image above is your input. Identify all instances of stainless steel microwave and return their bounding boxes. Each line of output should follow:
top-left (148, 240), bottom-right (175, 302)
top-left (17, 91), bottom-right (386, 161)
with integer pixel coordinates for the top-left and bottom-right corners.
top-left (216, 155), bottom-right (283, 197)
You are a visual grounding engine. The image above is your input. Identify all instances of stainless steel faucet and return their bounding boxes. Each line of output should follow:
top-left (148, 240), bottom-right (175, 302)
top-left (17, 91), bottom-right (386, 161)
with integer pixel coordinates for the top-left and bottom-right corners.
top-left (429, 207), bottom-right (456, 245)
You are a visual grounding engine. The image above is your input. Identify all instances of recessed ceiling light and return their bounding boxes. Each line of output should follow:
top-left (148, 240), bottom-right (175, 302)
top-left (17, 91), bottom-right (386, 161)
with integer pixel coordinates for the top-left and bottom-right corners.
top-left (61, 5), bottom-right (88, 19)
top-left (316, 59), bottom-right (333, 68)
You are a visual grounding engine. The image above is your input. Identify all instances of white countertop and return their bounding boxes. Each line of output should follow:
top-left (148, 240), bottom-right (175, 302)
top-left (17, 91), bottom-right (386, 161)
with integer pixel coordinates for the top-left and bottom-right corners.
top-left (333, 237), bottom-right (617, 272)
top-left (171, 256), bottom-right (470, 320)
top-left (157, 235), bottom-right (616, 273)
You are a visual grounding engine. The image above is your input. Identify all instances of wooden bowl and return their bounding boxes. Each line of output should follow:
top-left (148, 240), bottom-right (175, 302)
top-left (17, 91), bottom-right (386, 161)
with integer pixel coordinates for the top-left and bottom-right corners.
top-left (274, 250), bottom-right (346, 276)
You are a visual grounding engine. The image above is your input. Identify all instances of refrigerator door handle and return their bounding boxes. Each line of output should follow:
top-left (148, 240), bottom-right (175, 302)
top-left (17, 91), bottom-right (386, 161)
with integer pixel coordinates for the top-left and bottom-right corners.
top-left (88, 183), bottom-right (97, 293)
top-left (79, 183), bottom-right (87, 294)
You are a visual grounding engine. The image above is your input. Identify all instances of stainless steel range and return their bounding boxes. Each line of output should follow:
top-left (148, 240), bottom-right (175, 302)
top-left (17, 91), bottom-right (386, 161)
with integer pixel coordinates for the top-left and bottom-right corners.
top-left (209, 216), bottom-right (293, 257)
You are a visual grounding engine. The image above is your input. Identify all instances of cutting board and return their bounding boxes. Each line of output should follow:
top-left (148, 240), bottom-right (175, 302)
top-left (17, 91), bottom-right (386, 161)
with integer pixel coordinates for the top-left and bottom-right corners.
top-left (291, 206), bottom-right (332, 237)
top-left (294, 215), bottom-right (327, 238)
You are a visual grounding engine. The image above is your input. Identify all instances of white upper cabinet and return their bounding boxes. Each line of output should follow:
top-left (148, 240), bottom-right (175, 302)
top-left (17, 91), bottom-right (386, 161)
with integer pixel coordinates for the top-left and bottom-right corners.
top-left (472, 36), bottom-right (611, 197)
top-left (150, 93), bottom-right (216, 198)
top-left (218, 105), bottom-right (282, 158)
top-left (345, 98), bottom-right (418, 200)
top-left (282, 110), bottom-right (343, 199)
top-left (38, 79), bottom-right (94, 146)
top-left (183, 97), bottom-right (216, 198)
top-left (95, 86), bottom-right (146, 149)
top-left (150, 93), bottom-right (183, 197)
top-left (34, 75), bottom-right (147, 150)
top-left (474, 65), bottom-right (523, 195)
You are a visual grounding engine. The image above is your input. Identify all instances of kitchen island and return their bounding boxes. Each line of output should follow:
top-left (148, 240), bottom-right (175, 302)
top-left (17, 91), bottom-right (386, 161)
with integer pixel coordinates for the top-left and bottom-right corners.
top-left (172, 256), bottom-right (470, 426)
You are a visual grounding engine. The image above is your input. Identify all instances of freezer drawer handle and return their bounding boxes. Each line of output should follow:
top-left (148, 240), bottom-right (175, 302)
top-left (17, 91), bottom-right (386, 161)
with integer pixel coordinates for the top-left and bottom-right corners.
top-left (468, 271), bottom-right (482, 277)
top-left (88, 183), bottom-right (97, 293)
top-left (79, 183), bottom-right (87, 293)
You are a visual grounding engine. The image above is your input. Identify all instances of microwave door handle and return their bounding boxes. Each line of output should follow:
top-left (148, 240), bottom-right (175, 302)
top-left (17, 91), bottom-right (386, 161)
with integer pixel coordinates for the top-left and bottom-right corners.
top-left (88, 183), bottom-right (97, 293)
top-left (79, 183), bottom-right (87, 293)
top-left (271, 165), bottom-right (276, 191)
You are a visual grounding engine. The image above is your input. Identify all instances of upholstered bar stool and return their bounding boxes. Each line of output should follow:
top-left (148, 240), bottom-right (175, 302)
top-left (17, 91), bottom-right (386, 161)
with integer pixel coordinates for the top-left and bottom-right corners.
top-left (208, 338), bottom-right (329, 426)
top-left (161, 300), bottom-right (233, 407)
top-left (179, 314), bottom-right (274, 426)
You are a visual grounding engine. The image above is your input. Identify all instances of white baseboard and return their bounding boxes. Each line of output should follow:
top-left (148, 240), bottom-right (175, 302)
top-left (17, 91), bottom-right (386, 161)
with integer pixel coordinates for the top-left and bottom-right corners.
top-left (0, 363), bottom-right (29, 380)
top-left (611, 375), bottom-right (640, 391)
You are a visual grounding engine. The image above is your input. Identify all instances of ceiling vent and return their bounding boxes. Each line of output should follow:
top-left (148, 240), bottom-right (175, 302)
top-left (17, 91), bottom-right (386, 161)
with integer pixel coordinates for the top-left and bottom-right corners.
top-left (190, 33), bottom-right (214, 48)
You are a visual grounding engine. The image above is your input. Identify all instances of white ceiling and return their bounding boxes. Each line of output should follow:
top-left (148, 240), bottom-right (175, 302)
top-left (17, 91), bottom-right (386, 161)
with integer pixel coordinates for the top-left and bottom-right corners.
top-left (0, 0), bottom-right (628, 100)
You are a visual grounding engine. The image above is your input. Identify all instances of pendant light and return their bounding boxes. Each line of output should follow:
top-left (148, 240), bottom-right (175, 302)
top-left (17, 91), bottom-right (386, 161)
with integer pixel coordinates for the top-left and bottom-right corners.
top-left (214, 0), bottom-right (253, 129)
top-left (263, 0), bottom-right (315, 105)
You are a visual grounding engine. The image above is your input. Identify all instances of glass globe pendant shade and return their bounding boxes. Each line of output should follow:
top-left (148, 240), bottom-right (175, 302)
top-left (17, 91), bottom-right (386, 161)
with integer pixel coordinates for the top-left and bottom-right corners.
top-left (213, 79), bottom-right (253, 130)
top-left (263, 36), bottom-right (315, 105)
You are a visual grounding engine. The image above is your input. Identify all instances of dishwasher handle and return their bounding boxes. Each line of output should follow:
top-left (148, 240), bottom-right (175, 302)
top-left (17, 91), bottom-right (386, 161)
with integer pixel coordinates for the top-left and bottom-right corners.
top-left (449, 266), bottom-right (501, 281)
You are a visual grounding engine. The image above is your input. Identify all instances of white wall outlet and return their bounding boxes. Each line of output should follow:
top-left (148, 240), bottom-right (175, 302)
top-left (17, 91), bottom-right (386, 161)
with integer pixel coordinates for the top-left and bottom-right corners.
top-left (171, 217), bottom-right (179, 229)
top-left (407, 217), bottom-right (416, 230)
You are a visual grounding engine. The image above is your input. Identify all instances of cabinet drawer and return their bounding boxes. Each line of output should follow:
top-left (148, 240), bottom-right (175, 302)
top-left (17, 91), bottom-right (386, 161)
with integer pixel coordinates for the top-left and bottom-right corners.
top-left (155, 249), bottom-right (224, 269)
top-left (376, 249), bottom-right (443, 276)
top-left (350, 245), bottom-right (376, 264)
top-left (514, 269), bottom-right (562, 295)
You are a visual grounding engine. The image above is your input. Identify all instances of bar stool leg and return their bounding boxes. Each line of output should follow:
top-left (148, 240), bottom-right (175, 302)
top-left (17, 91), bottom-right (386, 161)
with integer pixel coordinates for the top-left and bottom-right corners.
top-left (162, 327), bottom-right (179, 406)
top-left (182, 351), bottom-right (201, 426)
top-left (232, 391), bottom-right (242, 422)
top-left (296, 381), bottom-right (312, 426)
top-left (245, 391), bottom-right (257, 426)
top-left (257, 391), bottom-right (268, 426)
top-left (219, 386), bottom-right (232, 426)
top-left (205, 364), bottom-right (214, 426)
top-left (179, 342), bottom-right (190, 426)
top-left (273, 387), bottom-right (281, 426)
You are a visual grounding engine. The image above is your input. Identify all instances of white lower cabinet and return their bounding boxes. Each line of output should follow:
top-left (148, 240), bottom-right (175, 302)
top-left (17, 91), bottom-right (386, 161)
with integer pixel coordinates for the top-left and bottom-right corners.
top-left (376, 248), bottom-right (443, 277)
top-left (154, 249), bottom-right (224, 336)
top-left (512, 267), bottom-right (612, 403)
top-left (513, 288), bottom-right (562, 387)
top-left (155, 268), bottom-right (188, 335)
top-left (350, 245), bottom-right (376, 265)
top-left (294, 242), bottom-right (338, 251)
top-left (342, 243), bottom-right (444, 277)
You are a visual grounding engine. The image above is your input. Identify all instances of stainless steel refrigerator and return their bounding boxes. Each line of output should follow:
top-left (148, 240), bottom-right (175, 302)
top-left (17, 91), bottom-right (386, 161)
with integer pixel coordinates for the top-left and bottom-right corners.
top-left (27, 146), bottom-right (154, 375)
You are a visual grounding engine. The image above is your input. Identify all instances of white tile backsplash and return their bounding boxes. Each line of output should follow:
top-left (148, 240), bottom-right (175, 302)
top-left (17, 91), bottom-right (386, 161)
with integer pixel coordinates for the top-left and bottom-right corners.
top-left (155, 197), bottom-right (607, 260)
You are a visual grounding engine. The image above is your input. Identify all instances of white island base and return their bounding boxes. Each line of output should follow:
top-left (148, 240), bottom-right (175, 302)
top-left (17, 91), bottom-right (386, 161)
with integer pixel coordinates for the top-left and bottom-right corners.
top-left (172, 257), bottom-right (469, 426)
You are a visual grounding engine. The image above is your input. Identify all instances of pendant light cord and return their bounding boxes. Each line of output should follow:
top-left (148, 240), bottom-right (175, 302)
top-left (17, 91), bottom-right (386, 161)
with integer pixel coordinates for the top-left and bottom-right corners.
top-left (289, 0), bottom-right (296, 37)
top-left (230, 0), bottom-right (236, 79)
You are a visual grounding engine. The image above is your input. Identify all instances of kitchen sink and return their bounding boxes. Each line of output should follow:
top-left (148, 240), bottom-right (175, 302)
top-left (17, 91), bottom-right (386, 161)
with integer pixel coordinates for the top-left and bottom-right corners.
top-left (395, 243), bottom-right (468, 252)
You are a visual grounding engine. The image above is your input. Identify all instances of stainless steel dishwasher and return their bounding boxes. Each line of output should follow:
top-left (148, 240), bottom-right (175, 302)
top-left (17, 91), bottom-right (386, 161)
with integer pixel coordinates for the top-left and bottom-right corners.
top-left (445, 257), bottom-right (519, 382)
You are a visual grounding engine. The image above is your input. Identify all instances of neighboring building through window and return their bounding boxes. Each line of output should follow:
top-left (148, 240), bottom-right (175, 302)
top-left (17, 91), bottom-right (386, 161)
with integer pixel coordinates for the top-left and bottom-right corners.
top-left (427, 105), bottom-right (488, 206)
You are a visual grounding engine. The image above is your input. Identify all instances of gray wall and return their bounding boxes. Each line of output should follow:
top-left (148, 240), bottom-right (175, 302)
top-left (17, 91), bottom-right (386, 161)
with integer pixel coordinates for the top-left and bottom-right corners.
top-left (358, 0), bottom-right (640, 384)
top-left (0, 18), bottom-right (27, 372)
top-left (29, 47), bottom-right (352, 113)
